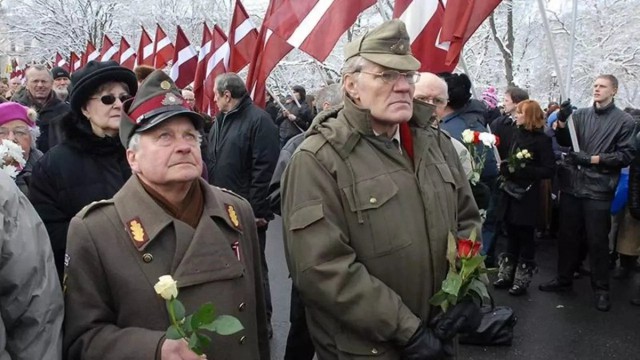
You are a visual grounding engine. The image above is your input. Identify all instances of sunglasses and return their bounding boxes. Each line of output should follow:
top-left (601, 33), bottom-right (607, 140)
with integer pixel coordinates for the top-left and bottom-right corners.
top-left (91, 94), bottom-right (132, 105)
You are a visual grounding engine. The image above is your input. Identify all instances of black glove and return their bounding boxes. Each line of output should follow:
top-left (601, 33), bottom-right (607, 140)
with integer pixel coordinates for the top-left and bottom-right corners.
top-left (557, 99), bottom-right (573, 122)
top-left (402, 323), bottom-right (453, 360)
top-left (566, 151), bottom-right (592, 166)
top-left (431, 300), bottom-right (482, 341)
top-left (499, 161), bottom-right (511, 177)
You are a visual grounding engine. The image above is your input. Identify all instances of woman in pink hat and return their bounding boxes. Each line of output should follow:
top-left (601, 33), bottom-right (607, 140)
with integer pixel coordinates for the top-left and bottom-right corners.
top-left (0, 102), bottom-right (42, 195)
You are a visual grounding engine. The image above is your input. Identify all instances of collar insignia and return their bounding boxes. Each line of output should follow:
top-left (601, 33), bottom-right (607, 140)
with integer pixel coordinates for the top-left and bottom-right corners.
top-left (126, 217), bottom-right (149, 250)
top-left (225, 204), bottom-right (241, 229)
top-left (161, 93), bottom-right (182, 106)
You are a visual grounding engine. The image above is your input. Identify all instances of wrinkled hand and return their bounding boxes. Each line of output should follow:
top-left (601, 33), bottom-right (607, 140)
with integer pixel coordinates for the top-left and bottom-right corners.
top-left (161, 339), bottom-right (206, 360)
top-left (557, 99), bottom-right (573, 122)
top-left (402, 323), bottom-right (453, 360)
top-left (566, 151), bottom-right (592, 166)
top-left (431, 300), bottom-right (482, 341)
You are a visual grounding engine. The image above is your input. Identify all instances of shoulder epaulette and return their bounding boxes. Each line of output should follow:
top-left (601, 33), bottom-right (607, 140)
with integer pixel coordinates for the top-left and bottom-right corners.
top-left (216, 187), bottom-right (245, 200)
top-left (77, 199), bottom-right (114, 219)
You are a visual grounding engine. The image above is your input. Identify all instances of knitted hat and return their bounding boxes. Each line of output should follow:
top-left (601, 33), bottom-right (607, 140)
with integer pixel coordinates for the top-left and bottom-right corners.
top-left (0, 102), bottom-right (36, 127)
top-left (482, 86), bottom-right (499, 109)
top-left (51, 66), bottom-right (70, 80)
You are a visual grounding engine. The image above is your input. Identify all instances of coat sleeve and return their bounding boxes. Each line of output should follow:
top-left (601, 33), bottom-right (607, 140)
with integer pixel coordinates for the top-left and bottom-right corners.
top-left (63, 217), bottom-right (165, 359)
top-left (28, 158), bottom-right (69, 280)
top-left (629, 156), bottom-right (640, 220)
top-left (598, 118), bottom-right (636, 168)
top-left (282, 151), bottom-right (421, 345)
top-left (249, 114), bottom-right (280, 219)
top-left (0, 181), bottom-right (64, 360)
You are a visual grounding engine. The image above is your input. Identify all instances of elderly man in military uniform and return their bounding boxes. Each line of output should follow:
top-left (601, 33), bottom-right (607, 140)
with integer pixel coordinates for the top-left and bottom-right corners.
top-left (63, 71), bottom-right (270, 360)
top-left (281, 20), bottom-right (482, 360)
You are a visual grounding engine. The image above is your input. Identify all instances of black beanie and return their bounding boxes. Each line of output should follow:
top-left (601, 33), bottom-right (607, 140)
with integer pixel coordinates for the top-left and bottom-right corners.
top-left (439, 72), bottom-right (472, 110)
top-left (51, 67), bottom-right (70, 80)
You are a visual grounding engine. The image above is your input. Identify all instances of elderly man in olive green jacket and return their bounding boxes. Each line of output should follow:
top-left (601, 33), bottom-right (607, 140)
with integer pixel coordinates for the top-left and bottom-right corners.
top-left (281, 20), bottom-right (482, 360)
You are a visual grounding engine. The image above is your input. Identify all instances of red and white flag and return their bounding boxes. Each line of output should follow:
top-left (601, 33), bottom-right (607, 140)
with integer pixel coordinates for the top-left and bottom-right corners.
top-left (393, 0), bottom-right (501, 72)
top-left (83, 41), bottom-right (100, 66)
top-left (228, 0), bottom-right (258, 72)
top-left (10, 59), bottom-right (23, 79)
top-left (55, 53), bottom-right (69, 71)
top-left (138, 26), bottom-right (155, 66)
top-left (266, 0), bottom-right (375, 62)
top-left (246, 0), bottom-right (293, 108)
top-left (170, 26), bottom-right (198, 89)
top-left (194, 23), bottom-right (213, 113)
top-left (204, 25), bottom-right (230, 115)
top-left (153, 24), bottom-right (175, 69)
top-left (118, 37), bottom-right (137, 70)
top-left (100, 34), bottom-right (119, 62)
top-left (70, 52), bottom-right (82, 72)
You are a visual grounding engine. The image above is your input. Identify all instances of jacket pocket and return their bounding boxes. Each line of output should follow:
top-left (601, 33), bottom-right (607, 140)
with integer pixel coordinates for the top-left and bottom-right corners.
top-left (289, 199), bottom-right (324, 230)
top-left (435, 163), bottom-right (458, 189)
top-left (342, 174), bottom-right (411, 259)
top-left (335, 331), bottom-right (396, 359)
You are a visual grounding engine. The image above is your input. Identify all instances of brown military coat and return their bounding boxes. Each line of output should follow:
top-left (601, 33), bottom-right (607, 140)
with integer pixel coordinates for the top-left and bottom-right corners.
top-left (63, 176), bottom-right (269, 360)
top-left (281, 98), bottom-right (481, 359)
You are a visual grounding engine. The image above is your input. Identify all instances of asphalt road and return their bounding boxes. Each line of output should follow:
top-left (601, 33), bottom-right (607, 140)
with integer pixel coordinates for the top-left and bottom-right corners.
top-left (265, 217), bottom-right (640, 360)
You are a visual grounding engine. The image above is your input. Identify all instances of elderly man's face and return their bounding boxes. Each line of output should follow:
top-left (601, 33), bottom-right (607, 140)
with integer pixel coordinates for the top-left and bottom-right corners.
top-left (181, 89), bottom-right (196, 110)
top-left (53, 77), bottom-right (70, 90)
top-left (0, 120), bottom-right (32, 158)
top-left (346, 62), bottom-right (415, 125)
top-left (127, 116), bottom-right (202, 187)
top-left (414, 77), bottom-right (448, 120)
top-left (26, 70), bottom-right (53, 101)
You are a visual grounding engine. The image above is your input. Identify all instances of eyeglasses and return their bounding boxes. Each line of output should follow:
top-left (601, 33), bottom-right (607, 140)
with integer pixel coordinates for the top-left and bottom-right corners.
top-left (357, 70), bottom-right (421, 85)
top-left (90, 94), bottom-right (132, 105)
top-left (0, 126), bottom-right (29, 139)
top-left (415, 95), bottom-right (448, 106)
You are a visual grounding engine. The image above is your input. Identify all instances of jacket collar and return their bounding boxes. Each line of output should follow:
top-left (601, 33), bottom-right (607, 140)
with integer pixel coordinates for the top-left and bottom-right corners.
top-left (593, 100), bottom-right (616, 115)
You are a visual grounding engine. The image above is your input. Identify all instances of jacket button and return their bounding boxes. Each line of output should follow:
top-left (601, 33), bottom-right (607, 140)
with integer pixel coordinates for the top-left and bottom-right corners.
top-left (238, 302), bottom-right (246, 311)
top-left (369, 197), bottom-right (377, 204)
top-left (239, 335), bottom-right (246, 345)
top-left (142, 253), bottom-right (153, 263)
top-left (371, 348), bottom-right (378, 354)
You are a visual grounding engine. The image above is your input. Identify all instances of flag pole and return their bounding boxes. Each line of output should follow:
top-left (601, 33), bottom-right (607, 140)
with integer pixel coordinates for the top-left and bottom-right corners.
top-left (565, 0), bottom-right (578, 100)
top-left (459, 54), bottom-right (479, 100)
top-left (274, 66), bottom-right (302, 108)
top-left (314, 61), bottom-right (330, 86)
top-left (536, 0), bottom-right (565, 100)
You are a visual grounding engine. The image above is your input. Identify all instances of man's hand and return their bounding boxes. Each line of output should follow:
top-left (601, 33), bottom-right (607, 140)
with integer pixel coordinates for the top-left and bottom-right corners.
top-left (557, 99), bottom-right (573, 123)
top-left (401, 322), bottom-right (453, 360)
top-left (161, 339), bottom-right (206, 360)
top-left (287, 113), bottom-right (297, 122)
top-left (566, 151), bottom-right (592, 166)
top-left (255, 218), bottom-right (268, 227)
top-left (431, 300), bottom-right (482, 341)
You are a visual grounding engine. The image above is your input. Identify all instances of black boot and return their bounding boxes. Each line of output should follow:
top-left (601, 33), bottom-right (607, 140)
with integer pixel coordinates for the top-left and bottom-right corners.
top-left (594, 291), bottom-right (611, 312)
top-left (509, 261), bottom-right (537, 296)
top-left (493, 254), bottom-right (515, 289)
top-left (539, 277), bottom-right (572, 292)
top-left (613, 255), bottom-right (637, 280)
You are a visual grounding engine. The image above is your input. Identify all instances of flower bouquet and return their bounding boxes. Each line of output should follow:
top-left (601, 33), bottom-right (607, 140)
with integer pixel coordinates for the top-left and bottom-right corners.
top-left (460, 129), bottom-right (499, 185)
top-left (504, 148), bottom-right (532, 175)
top-left (0, 139), bottom-right (26, 179)
top-left (429, 230), bottom-right (490, 312)
top-left (154, 275), bottom-right (244, 355)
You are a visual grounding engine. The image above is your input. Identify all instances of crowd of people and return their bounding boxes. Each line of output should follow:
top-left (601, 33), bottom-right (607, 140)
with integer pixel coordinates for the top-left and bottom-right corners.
top-left (1, 18), bottom-right (639, 360)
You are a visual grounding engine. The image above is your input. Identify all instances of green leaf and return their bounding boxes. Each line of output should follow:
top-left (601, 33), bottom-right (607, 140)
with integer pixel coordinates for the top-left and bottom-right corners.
top-left (191, 303), bottom-right (216, 330)
top-left (467, 278), bottom-right (491, 302)
top-left (200, 315), bottom-right (245, 335)
top-left (166, 325), bottom-right (183, 340)
top-left (188, 332), bottom-right (203, 355)
top-left (197, 332), bottom-right (211, 349)
top-left (441, 271), bottom-right (462, 296)
top-left (446, 233), bottom-right (457, 267)
top-left (429, 290), bottom-right (449, 306)
top-left (184, 315), bottom-right (193, 333)
top-left (172, 299), bottom-right (186, 321)
top-left (461, 255), bottom-right (486, 279)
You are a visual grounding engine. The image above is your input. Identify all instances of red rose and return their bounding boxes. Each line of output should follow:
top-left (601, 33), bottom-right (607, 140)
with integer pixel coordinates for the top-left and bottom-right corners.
top-left (473, 131), bottom-right (480, 144)
top-left (494, 135), bottom-right (501, 147)
top-left (458, 239), bottom-right (482, 258)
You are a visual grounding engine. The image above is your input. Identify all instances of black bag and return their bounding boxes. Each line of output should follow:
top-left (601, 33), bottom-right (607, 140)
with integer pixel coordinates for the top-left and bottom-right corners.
top-left (458, 301), bottom-right (517, 346)
top-left (500, 180), bottom-right (532, 200)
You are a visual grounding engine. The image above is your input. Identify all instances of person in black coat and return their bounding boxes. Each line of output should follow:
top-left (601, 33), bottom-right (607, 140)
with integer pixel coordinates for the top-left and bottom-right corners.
top-left (494, 100), bottom-right (555, 296)
top-left (275, 85), bottom-right (313, 147)
top-left (28, 61), bottom-right (138, 282)
top-left (206, 72), bottom-right (279, 337)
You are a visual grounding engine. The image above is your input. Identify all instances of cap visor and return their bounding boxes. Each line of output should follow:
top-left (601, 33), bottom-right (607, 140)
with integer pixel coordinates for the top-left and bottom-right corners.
top-left (136, 109), bottom-right (204, 133)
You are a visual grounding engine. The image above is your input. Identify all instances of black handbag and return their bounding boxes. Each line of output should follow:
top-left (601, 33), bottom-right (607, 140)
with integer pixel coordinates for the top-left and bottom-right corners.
top-left (500, 180), bottom-right (532, 201)
top-left (458, 298), bottom-right (517, 346)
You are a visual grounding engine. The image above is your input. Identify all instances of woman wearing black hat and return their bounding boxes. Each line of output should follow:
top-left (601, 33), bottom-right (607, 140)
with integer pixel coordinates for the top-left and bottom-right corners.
top-left (29, 60), bottom-right (138, 282)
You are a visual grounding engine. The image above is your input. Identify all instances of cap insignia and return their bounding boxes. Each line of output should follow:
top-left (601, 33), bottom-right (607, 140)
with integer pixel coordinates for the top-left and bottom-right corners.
top-left (225, 204), bottom-right (240, 229)
top-left (390, 39), bottom-right (408, 55)
top-left (160, 80), bottom-right (171, 90)
top-left (126, 217), bottom-right (150, 249)
top-left (161, 93), bottom-right (182, 106)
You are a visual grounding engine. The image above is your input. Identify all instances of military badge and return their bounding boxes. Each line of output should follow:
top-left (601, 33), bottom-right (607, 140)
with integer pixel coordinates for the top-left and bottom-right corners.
top-left (161, 93), bottom-right (182, 106)
top-left (390, 39), bottom-right (409, 54)
top-left (225, 204), bottom-right (241, 229)
top-left (160, 80), bottom-right (171, 90)
top-left (232, 241), bottom-right (241, 261)
top-left (126, 217), bottom-right (150, 249)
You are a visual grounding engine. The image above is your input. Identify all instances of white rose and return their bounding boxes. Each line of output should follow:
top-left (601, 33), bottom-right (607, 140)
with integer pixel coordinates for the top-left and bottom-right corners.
top-left (521, 149), bottom-right (529, 155)
top-left (516, 152), bottom-right (523, 159)
top-left (478, 133), bottom-right (495, 147)
top-left (461, 129), bottom-right (474, 144)
top-left (154, 275), bottom-right (178, 300)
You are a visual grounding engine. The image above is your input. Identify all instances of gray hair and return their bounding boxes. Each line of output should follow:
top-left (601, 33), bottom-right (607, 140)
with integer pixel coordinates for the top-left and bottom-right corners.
top-left (341, 56), bottom-right (370, 76)
top-left (214, 73), bottom-right (248, 99)
top-left (315, 83), bottom-right (343, 112)
top-left (25, 65), bottom-right (52, 81)
top-left (127, 129), bottom-right (203, 152)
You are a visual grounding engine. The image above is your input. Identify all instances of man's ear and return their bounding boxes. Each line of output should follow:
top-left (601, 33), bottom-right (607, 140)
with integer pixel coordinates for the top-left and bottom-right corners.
top-left (343, 74), bottom-right (359, 100)
top-left (126, 148), bottom-right (139, 173)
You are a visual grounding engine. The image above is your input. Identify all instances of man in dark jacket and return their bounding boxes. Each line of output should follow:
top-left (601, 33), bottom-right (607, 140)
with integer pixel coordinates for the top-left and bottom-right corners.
top-left (207, 72), bottom-right (280, 336)
top-left (539, 74), bottom-right (636, 312)
top-left (491, 86), bottom-right (529, 160)
top-left (13, 65), bottom-right (69, 152)
top-left (275, 85), bottom-right (313, 147)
